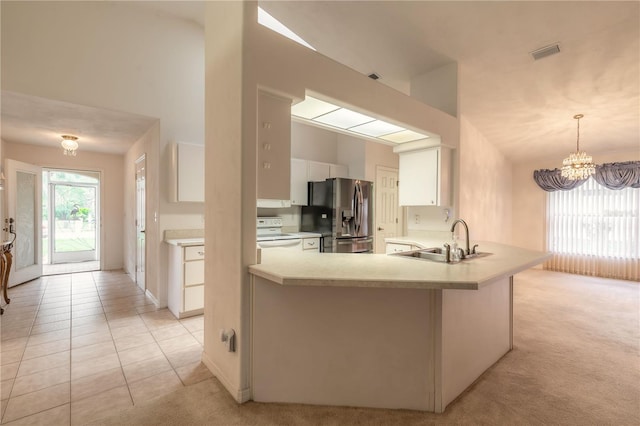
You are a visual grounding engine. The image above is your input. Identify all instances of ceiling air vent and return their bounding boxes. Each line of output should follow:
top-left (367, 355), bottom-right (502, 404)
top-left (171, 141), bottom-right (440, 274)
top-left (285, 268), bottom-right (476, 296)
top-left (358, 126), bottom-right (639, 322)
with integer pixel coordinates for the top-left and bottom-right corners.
top-left (530, 43), bottom-right (561, 61)
top-left (368, 73), bottom-right (380, 80)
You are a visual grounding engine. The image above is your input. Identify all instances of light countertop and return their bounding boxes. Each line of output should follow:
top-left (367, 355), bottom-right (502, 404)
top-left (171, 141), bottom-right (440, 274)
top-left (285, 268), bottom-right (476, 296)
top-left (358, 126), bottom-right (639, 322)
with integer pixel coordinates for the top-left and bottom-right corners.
top-left (249, 239), bottom-right (551, 290)
top-left (164, 238), bottom-right (205, 247)
top-left (292, 232), bottom-right (322, 238)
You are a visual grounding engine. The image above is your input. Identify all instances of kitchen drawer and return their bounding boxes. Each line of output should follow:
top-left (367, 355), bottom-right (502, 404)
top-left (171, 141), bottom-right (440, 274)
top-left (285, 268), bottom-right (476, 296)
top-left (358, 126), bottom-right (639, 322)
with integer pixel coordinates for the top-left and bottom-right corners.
top-left (386, 243), bottom-right (414, 254)
top-left (184, 284), bottom-right (204, 311)
top-left (184, 260), bottom-right (204, 286)
top-left (302, 238), bottom-right (320, 251)
top-left (184, 245), bottom-right (205, 261)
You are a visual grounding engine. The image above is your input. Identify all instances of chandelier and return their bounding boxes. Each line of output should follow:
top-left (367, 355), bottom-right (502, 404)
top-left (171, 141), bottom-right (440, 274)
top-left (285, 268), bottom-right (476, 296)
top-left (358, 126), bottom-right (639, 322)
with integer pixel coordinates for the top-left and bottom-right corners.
top-left (561, 114), bottom-right (595, 180)
top-left (61, 135), bottom-right (79, 156)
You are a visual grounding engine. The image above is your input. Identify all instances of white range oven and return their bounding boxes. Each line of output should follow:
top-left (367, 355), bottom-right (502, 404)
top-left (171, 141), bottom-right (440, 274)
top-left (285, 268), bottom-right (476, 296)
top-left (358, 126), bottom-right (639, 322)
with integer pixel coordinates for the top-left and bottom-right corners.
top-left (257, 217), bottom-right (303, 250)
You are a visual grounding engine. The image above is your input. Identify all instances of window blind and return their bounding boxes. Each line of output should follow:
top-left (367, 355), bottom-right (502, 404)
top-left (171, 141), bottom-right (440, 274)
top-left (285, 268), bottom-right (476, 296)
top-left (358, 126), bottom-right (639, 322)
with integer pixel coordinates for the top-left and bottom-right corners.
top-left (547, 178), bottom-right (639, 281)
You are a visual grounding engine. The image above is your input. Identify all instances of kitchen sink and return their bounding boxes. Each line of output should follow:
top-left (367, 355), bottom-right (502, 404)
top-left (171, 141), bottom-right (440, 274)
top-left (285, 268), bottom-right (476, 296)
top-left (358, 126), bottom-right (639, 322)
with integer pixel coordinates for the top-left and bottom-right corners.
top-left (390, 247), bottom-right (492, 263)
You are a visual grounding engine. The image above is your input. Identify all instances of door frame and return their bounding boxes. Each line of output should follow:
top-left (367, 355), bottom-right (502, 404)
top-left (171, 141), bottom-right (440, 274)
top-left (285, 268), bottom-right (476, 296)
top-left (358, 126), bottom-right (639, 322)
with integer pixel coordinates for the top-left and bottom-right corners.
top-left (47, 176), bottom-right (101, 265)
top-left (135, 154), bottom-right (146, 291)
top-left (374, 165), bottom-right (402, 254)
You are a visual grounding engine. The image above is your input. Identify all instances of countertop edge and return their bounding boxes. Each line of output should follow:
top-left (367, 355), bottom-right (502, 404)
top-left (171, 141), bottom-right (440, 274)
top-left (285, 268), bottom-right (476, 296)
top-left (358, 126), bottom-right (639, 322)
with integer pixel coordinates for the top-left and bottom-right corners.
top-left (249, 270), bottom-right (480, 290)
top-left (476, 253), bottom-right (554, 288)
top-left (164, 238), bottom-right (205, 247)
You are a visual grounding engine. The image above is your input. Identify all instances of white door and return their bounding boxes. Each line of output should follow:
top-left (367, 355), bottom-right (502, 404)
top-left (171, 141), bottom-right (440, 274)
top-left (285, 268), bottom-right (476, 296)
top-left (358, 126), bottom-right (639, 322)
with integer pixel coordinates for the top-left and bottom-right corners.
top-left (135, 155), bottom-right (146, 291)
top-left (374, 166), bottom-right (399, 254)
top-left (6, 159), bottom-right (43, 286)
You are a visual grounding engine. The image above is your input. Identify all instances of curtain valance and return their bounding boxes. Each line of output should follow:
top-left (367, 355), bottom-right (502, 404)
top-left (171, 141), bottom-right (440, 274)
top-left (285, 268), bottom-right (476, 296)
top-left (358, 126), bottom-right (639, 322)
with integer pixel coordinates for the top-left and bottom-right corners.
top-left (533, 169), bottom-right (588, 192)
top-left (533, 161), bottom-right (640, 192)
top-left (593, 161), bottom-right (640, 190)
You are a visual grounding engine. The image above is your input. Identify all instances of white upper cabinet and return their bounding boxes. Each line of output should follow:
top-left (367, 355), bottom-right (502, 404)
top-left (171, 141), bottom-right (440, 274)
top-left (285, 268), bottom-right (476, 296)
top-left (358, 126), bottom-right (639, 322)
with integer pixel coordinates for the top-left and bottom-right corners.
top-left (257, 91), bottom-right (292, 201)
top-left (290, 159), bottom-right (349, 206)
top-left (398, 146), bottom-right (451, 206)
top-left (330, 163), bottom-right (349, 178)
top-left (290, 158), bottom-right (308, 206)
top-left (171, 142), bottom-right (205, 202)
top-left (307, 161), bottom-right (331, 182)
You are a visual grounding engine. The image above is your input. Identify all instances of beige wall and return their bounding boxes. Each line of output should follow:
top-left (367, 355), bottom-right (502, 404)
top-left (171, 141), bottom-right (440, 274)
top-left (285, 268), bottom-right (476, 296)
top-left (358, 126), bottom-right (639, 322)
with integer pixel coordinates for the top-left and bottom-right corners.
top-left (0, 139), bottom-right (4, 228)
top-left (123, 123), bottom-right (161, 302)
top-left (458, 116), bottom-right (512, 244)
top-left (511, 148), bottom-right (640, 251)
top-left (410, 62), bottom-right (458, 118)
top-left (364, 141), bottom-right (399, 182)
top-left (3, 141), bottom-right (125, 270)
top-left (291, 122), bottom-right (338, 163)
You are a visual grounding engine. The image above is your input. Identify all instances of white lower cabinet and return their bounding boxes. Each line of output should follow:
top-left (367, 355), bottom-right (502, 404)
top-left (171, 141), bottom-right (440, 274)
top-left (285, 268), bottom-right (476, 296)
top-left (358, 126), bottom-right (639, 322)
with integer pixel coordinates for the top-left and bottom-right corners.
top-left (385, 242), bottom-right (418, 254)
top-left (184, 285), bottom-right (205, 312)
top-left (168, 244), bottom-right (205, 318)
top-left (302, 237), bottom-right (320, 251)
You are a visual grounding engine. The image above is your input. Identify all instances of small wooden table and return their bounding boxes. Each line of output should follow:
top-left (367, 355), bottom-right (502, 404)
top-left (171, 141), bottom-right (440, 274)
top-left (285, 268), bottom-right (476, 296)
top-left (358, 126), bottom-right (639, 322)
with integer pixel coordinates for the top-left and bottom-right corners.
top-left (0, 241), bottom-right (13, 315)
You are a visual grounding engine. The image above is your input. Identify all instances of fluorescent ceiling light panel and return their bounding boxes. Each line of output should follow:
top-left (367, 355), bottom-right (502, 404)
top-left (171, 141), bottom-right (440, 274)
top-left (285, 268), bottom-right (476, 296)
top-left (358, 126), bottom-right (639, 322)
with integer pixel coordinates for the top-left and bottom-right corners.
top-left (291, 95), bottom-right (433, 144)
top-left (314, 108), bottom-right (375, 129)
top-left (291, 96), bottom-right (339, 119)
top-left (349, 120), bottom-right (405, 137)
top-left (379, 129), bottom-right (429, 143)
top-left (258, 7), bottom-right (316, 51)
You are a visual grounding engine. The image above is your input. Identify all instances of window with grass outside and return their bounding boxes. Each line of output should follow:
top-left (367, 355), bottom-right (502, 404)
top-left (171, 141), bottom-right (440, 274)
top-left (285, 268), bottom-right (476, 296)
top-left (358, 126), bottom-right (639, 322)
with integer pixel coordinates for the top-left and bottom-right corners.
top-left (547, 178), bottom-right (639, 280)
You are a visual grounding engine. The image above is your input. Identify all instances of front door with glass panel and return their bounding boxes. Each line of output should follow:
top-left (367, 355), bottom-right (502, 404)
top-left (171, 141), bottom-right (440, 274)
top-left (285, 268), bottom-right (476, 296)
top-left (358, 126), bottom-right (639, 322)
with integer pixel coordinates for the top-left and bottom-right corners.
top-left (6, 159), bottom-right (43, 286)
top-left (44, 170), bottom-right (100, 264)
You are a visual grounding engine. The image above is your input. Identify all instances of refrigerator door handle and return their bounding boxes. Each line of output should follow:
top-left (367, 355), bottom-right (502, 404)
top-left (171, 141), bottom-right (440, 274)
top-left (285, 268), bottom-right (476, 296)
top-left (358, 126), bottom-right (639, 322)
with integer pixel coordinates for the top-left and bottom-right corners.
top-left (352, 182), bottom-right (359, 236)
top-left (355, 181), bottom-right (364, 236)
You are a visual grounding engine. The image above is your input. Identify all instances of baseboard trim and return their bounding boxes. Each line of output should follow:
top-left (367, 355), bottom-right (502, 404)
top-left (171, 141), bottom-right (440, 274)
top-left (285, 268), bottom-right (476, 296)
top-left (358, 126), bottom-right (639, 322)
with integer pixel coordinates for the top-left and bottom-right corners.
top-left (201, 351), bottom-right (251, 403)
top-left (145, 289), bottom-right (160, 307)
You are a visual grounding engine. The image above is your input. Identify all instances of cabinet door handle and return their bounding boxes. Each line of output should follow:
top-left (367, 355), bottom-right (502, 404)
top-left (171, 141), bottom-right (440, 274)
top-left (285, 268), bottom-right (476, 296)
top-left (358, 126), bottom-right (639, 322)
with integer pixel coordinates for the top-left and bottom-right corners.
top-left (377, 227), bottom-right (384, 231)
top-left (198, 251), bottom-right (205, 256)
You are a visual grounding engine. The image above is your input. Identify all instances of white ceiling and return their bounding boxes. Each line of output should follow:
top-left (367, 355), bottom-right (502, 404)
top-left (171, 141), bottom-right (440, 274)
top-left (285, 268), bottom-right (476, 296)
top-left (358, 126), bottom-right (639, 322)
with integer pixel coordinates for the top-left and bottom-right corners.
top-left (1, 91), bottom-right (157, 155)
top-left (259, 1), bottom-right (639, 163)
top-left (2, 1), bottom-right (638, 162)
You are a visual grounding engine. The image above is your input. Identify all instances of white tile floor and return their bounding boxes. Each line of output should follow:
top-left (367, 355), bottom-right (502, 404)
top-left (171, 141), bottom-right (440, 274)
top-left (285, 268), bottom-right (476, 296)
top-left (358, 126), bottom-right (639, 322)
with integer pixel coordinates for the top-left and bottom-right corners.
top-left (42, 262), bottom-right (100, 277)
top-left (0, 270), bottom-right (210, 425)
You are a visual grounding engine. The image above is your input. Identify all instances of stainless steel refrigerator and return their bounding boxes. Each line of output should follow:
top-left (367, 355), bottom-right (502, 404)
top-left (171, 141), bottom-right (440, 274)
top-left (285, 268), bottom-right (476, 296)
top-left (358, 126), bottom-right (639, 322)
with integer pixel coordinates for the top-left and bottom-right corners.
top-left (301, 178), bottom-right (374, 253)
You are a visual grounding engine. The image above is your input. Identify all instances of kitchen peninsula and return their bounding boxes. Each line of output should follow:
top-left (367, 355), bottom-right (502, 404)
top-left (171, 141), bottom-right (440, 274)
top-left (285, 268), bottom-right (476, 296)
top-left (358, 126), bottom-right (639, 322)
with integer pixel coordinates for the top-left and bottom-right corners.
top-left (249, 240), bottom-right (550, 412)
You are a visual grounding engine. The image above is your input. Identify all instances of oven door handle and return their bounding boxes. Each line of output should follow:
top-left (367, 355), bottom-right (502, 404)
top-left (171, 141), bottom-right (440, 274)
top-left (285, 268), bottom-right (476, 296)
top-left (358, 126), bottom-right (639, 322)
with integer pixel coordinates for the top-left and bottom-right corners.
top-left (258, 239), bottom-right (302, 248)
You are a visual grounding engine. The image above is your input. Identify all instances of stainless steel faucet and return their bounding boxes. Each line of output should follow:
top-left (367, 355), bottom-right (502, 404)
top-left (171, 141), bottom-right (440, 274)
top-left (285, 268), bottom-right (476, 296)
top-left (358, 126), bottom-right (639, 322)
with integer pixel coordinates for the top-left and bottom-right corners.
top-left (450, 219), bottom-right (471, 256)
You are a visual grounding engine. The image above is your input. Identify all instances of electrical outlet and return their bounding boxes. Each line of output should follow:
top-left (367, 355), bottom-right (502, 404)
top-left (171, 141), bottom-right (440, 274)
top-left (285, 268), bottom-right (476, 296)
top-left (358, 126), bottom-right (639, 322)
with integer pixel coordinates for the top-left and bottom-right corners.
top-left (414, 214), bottom-right (420, 224)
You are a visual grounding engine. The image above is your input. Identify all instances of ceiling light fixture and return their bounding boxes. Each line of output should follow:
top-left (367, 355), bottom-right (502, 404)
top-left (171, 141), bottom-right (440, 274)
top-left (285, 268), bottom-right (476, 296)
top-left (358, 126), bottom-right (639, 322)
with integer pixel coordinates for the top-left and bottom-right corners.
top-left (291, 96), bottom-right (429, 144)
top-left (61, 135), bottom-right (79, 156)
top-left (561, 114), bottom-right (595, 180)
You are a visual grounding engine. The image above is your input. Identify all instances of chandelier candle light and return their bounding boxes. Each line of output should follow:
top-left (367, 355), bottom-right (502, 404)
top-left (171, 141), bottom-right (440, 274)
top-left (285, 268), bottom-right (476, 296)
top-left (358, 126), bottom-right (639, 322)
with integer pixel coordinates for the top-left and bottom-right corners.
top-left (561, 114), bottom-right (595, 180)
top-left (61, 135), bottom-right (79, 156)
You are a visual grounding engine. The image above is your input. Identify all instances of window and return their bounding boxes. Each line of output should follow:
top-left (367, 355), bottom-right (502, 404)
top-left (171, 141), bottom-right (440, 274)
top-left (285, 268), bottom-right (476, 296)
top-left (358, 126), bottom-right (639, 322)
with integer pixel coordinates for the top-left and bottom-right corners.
top-left (547, 178), bottom-right (639, 280)
top-left (257, 7), bottom-right (315, 51)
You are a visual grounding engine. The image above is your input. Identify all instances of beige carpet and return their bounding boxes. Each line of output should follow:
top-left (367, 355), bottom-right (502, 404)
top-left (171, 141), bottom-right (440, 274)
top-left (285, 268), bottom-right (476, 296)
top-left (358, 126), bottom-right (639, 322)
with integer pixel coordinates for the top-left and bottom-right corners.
top-left (90, 269), bottom-right (640, 425)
